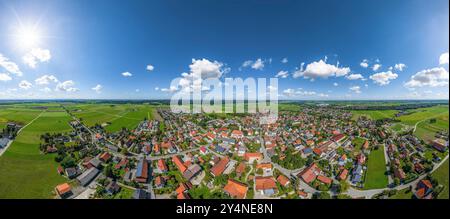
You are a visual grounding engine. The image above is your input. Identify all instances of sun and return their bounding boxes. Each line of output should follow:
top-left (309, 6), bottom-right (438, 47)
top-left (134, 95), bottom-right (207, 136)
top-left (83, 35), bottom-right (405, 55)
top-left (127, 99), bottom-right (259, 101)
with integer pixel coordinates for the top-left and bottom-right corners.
top-left (14, 25), bottom-right (42, 49)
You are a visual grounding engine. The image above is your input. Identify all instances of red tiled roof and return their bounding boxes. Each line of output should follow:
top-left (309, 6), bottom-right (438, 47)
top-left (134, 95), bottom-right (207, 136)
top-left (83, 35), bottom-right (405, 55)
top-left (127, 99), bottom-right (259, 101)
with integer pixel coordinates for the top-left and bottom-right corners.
top-left (255, 176), bottom-right (277, 191)
top-left (224, 179), bottom-right (248, 199)
top-left (210, 157), bottom-right (229, 176)
top-left (338, 169), bottom-right (348, 181)
top-left (172, 156), bottom-right (187, 173)
top-left (317, 175), bottom-right (332, 185)
top-left (55, 183), bottom-right (71, 196)
top-left (277, 175), bottom-right (290, 187)
top-left (299, 163), bottom-right (320, 184)
top-left (244, 152), bottom-right (263, 162)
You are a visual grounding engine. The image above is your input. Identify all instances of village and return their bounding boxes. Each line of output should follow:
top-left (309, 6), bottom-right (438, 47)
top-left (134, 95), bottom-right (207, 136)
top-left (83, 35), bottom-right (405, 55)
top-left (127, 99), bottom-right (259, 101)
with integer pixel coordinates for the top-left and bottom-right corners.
top-left (42, 107), bottom-right (449, 200)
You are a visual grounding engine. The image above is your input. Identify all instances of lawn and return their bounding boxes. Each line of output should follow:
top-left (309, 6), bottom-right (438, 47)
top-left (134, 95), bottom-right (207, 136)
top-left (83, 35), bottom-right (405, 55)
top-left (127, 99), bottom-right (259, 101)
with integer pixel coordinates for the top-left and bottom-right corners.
top-left (0, 109), bottom-right (72, 198)
top-left (389, 187), bottom-right (414, 199)
top-left (351, 110), bottom-right (398, 121)
top-left (363, 146), bottom-right (389, 190)
top-left (431, 159), bottom-right (449, 199)
top-left (113, 186), bottom-right (135, 199)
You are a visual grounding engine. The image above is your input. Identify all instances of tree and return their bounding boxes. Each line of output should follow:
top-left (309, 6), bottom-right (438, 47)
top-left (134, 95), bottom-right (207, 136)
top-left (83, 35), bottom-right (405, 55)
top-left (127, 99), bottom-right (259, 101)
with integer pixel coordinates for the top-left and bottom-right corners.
top-left (61, 156), bottom-right (76, 168)
top-left (313, 192), bottom-right (331, 199)
top-left (338, 180), bottom-right (350, 193)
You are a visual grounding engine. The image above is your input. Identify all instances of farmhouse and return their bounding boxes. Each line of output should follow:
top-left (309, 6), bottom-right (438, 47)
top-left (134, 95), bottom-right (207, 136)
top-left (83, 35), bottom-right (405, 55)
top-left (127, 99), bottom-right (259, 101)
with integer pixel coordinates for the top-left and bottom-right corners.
top-left (55, 183), bottom-right (72, 198)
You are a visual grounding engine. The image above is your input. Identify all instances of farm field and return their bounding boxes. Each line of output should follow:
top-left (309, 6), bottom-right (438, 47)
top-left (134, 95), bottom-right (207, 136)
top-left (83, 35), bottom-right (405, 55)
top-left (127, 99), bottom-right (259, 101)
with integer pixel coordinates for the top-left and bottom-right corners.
top-left (68, 104), bottom-right (154, 132)
top-left (351, 110), bottom-right (398, 121)
top-left (432, 159), bottom-right (449, 199)
top-left (363, 146), bottom-right (389, 190)
top-left (0, 108), bottom-right (72, 198)
top-left (0, 107), bottom-right (43, 129)
top-left (395, 105), bottom-right (449, 142)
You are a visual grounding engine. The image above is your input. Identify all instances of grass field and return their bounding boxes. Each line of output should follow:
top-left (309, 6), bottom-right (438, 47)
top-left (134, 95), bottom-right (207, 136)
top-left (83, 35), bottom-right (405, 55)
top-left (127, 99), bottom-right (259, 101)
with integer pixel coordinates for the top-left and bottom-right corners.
top-left (351, 110), bottom-right (398, 121)
top-left (395, 105), bottom-right (449, 142)
top-left (68, 104), bottom-right (154, 132)
top-left (389, 187), bottom-right (414, 199)
top-left (0, 107), bottom-right (43, 129)
top-left (364, 146), bottom-right (389, 190)
top-left (0, 108), bottom-right (72, 198)
top-left (432, 159), bottom-right (449, 199)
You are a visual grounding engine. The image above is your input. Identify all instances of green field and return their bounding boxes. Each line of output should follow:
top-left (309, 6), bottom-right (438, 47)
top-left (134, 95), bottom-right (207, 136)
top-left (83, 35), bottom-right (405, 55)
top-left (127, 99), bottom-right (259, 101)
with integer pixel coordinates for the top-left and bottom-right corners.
top-left (68, 104), bottom-right (154, 132)
top-left (432, 159), bottom-right (449, 199)
top-left (351, 110), bottom-right (398, 121)
top-left (364, 146), bottom-right (389, 190)
top-left (0, 109), bottom-right (72, 198)
top-left (395, 105), bottom-right (449, 142)
top-left (0, 107), bottom-right (43, 129)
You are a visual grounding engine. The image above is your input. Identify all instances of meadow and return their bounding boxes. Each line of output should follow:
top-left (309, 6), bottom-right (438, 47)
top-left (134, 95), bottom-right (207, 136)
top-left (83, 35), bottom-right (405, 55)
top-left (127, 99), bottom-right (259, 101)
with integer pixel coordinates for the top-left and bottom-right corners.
top-left (0, 108), bottom-right (72, 198)
top-left (350, 110), bottom-right (398, 121)
top-left (432, 159), bottom-right (449, 199)
top-left (363, 146), bottom-right (389, 190)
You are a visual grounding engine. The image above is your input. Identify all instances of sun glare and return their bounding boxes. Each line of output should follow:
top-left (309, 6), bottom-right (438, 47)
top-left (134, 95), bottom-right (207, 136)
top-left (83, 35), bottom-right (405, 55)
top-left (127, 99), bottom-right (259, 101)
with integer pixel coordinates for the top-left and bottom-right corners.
top-left (14, 25), bottom-right (42, 49)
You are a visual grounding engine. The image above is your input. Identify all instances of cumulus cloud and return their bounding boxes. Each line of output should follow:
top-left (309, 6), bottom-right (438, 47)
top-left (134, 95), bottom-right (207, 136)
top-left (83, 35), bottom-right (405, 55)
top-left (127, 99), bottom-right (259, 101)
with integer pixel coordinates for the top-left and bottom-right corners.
top-left (0, 53), bottom-right (22, 76)
top-left (241, 58), bottom-right (265, 70)
top-left (22, 48), bottom-right (51, 68)
top-left (275, 70), bottom-right (289, 78)
top-left (146, 64), bottom-right (154, 71)
top-left (404, 67), bottom-right (449, 88)
top-left (333, 82), bottom-right (338, 86)
top-left (372, 63), bottom-right (382, 71)
top-left (161, 86), bottom-right (178, 93)
top-left (346, 73), bottom-right (364, 80)
top-left (369, 71), bottom-right (398, 85)
top-left (281, 58), bottom-right (288, 63)
top-left (92, 84), bottom-right (103, 93)
top-left (0, 73), bottom-right (12, 82)
top-left (440, 52), bottom-right (449, 65)
top-left (56, 80), bottom-right (79, 92)
top-left (155, 87), bottom-right (159, 91)
top-left (292, 59), bottom-right (350, 79)
top-left (360, 59), bottom-right (369, 68)
top-left (394, 63), bottom-right (406, 71)
top-left (349, 86), bottom-right (361, 94)
top-left (19, 80), bottom-right (32, 89)
top-left (282, 88), bottom-right (327, 98)
top-left (35, 75), bottom-right (59, 85)
top-left (122, 72), bottom-right (132, 77)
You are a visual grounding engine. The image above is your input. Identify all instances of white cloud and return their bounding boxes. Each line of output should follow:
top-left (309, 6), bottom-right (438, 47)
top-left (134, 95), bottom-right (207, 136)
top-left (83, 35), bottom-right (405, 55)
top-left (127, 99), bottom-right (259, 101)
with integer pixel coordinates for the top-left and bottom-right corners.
top-left (146, 64), bottom-right (154, 71)
top-left (267, 85), bottom-right (277, 92)
top-left (292, 59), bottom-right (350, 79)
top-left (155, 87), bottom-right (159, 91)
top-left (19, 80), bottom-right (32, 89)
top-left (0, 53), bottom-right (22, 76)
top-left (251, 58), bottom-right (264, 70)
top-left (369, 71), bottom-right (398, 86)
top-left (41, 87), bottom-right (52, 93)
top-left (360, 59), bottom-right (369, 68)
top-left (282, 88), bottom-right (325, 98)
top-left (122, 72), bottom-right (132, 77)
top-left (281, 58), bottom-right (288, 63)
top-left (333, 82), bottom-right (338, 86)
top-left (0, 73), bottom-right (12, 82)
top-left (241, 58), bottom-right (265, 70)
top-left (439, 52), bottom-right (449, 65)
top-left (275, 70), bottom-right (289, 78)
top-left (404, 67), bottom-right (449, 88)
top-left (372, 63), bottom-right (382, 71)
top-left (161, 86), bottom-right (178, 93)
top-left (92, 84), bottom-right (103, 93)
top-left (394, 63), bottom-right (406, 71)
top-left (349, 86), bottom-right (361, 94)
top-left (346, 73), bottom-right (364, 80)
top-left (22, 48), bottom-right (51, 68)
top-left (56, 80), bottom-right (79, 92)
top-left (35, 75), bottom-right (59, 85)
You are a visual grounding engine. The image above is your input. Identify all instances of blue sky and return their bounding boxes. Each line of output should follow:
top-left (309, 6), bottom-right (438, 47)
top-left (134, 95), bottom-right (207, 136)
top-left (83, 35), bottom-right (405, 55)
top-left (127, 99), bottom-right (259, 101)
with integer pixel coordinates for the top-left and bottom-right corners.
top-left (0, 0), bottom-right (448, 100)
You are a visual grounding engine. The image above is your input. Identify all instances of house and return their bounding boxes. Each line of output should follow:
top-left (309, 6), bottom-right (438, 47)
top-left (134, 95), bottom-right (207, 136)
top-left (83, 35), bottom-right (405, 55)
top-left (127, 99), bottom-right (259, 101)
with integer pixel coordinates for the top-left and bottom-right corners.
top-left (154, 176), bottom-right (166, 188)
top-left (77, 167), bottom-right (100, 187)
top-left (317, 175), bottom-right (332, 185)
top-left (255, 176), bottom-right (278, 196)
top-left (231, 130), bottom-right (244, 139)
top-left (352, 165), bottom-right (363, 184)
top-left (55, 183), bottom-right (72, 198)
top-left (183, 164), bottom-right (202, 180)
top-left (432, 139), bottom-right (448, 152)
top-left (176, 182), bottom-right (192, 199)
top-left (235, 162), bottom-right (246, 177)
top-left (415, 179), bottom-right (433, 199)
top-left (172, 156), bottom-right (187, 173)
top-left (337, 169), bottom-right (349, 181)
top-left (298, 163), bottom-right (321, 184)
top-left (135, 159), bottom-right (149, 183)
top-left (224, 179), bottom-right (248, 199)
top-left (199, 146), bottom-right (208, 155)
top-left (331, 134), bottom-right (345, 143)
top-left (256, 163), bottom-right (272, 171)
top-left (99, 152), bottom-right (111, 162)
top-left (89, 158), bottom-right (102, 169)
top-left (114, 158), bottom-right (128, 170)
top-left (157, 159), bottom-right (168, 173)
top-left (65, 167), bottom-right (80, 179)
top-left (132, 189), bottom-right (150, 199)
top-left (276, 175), bottom-right (290, 187)
top-left (244, 152), bottom-right (263, 164)
top-left (106, 181), bottom-right (121, 195)
top-left (210, 157), bottom-right (230, 177)
top-left (356, 153), bottom-right (366, 165)
top-left (393, 167), bottom-right (406, 180)
top-left (0, 138), bottom-right (9, 148)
